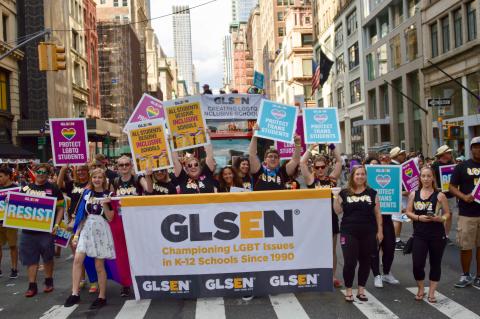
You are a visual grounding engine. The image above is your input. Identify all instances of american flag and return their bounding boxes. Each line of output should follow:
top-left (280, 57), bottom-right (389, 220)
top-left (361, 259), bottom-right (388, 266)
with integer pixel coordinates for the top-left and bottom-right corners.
top-left (311, 60), bottom-right (321, 95)
top-left (312, 48), bottom-right (334, 96)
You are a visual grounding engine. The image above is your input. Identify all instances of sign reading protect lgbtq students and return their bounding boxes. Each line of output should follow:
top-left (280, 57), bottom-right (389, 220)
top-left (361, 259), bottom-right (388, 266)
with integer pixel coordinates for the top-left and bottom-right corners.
top-left (0, 187), bottom-right (20, 221)
top-left (124, 93), bottom-right (165, 133)
top-left (127, 119), bottom-right (173, 174)
top-left (3, 192), bottom-right (57, 232)
top-left (276, 116), bottom-right (306, 160)
top-left (49, 118), bottom-right (89, 166)
top-left (366, 165), bottom-right (402, 214)
top-left (302, 108), bottom-right (341, 144)
top-left (120, 189), bottom-right (333, 300)
top-left (164, 96), bottom-right (210, 151)
top-left (201, 94), bottom-right (261, 120)
top-left (439, 164), bottom-right (456, 192)
top-left (255, 100), bottom-right (298, 144)
top-left (401, 159), bottom-right (421, 192)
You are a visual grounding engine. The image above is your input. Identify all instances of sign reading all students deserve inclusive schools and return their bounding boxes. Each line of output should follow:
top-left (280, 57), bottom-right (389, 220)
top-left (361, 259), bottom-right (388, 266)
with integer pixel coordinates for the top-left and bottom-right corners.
top-left (255, 100), bottom-right (298, 144)
top-left (124, 93), bottom-right (165, 133)
top-left (276, 115), bottom-right (306, 160)
top-left (164, 96), bottom-right (210, 151)
top-left (302, 108), bottom-right (341, 144)
top-left (401, 159), bottom-right (421, 192)
top-left (366, 165), bottom-right (402, 214)
top-left (0, 187), bottom-right (20, 221)
top-left (439, 164), bottom-right (456, 193)
top-left (127, 119), bottom-right (173, 175)
top-left (3, 192), bottom-right (57, 233)
top-left (49, 118), bottom-right (89, 166)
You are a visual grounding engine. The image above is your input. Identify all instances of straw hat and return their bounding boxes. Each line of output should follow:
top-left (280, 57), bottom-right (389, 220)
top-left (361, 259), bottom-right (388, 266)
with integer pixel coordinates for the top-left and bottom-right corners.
top-left (389, 147), bottom-right (405, 158)
top-left (434, 145), bottom-right (452, 157)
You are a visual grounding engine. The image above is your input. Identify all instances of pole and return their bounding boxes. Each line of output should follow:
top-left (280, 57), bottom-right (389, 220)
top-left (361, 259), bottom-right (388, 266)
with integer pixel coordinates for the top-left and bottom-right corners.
top-left (384, 80), bottom-right (428, 114)
top-left (0, 29), bottom-right (51, 61)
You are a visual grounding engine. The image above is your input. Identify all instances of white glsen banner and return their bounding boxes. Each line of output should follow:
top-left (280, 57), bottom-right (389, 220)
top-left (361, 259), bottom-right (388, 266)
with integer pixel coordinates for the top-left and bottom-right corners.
top-left (121, 189), bottom-right (333, 299)
top-left (201, 94), bottom-right (262, 120)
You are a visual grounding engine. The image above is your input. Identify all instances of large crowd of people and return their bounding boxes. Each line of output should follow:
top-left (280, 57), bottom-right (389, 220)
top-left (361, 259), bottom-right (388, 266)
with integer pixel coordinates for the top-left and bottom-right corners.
top-left (0, 133), bottom-right (479, 309)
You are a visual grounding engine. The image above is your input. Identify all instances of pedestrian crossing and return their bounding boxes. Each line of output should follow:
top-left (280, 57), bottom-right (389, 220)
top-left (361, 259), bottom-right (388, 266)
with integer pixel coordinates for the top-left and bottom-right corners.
top-left (38, 287), bottom-right (480, 319)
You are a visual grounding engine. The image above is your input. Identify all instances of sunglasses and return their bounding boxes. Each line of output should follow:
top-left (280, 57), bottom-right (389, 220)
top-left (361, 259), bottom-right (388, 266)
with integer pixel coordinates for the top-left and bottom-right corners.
top-left (187, 162), bottom-right (199, 168)
top-left (36, 170), bottom-right (48, 175)
top-left (118, 163), bottom-right (130, 168)
top-left (314, 165), bottom-right (326, 170)
top-left (266, 155), bottom-right (279, 159)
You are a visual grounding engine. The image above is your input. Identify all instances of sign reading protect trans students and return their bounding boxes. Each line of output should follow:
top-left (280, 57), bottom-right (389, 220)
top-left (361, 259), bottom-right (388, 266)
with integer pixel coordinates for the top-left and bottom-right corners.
top-left (255, 100), bottom-right (298, 144)
top-left (366, 165), bottom-right (402, 214)
top-left (49, 118), bottom-right (89, 166)
top-left (120, 189), bottom-right (333, 299)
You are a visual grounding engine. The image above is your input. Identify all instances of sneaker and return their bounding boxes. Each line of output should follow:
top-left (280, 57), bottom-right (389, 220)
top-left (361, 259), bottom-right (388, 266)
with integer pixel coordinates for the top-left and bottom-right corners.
top-left (242, 295), bottom-right (254, 301)
top-left (120, 286), bottom-right (130, 297)
top-left (89, 283), bottom-right (98, 293)
top-left (395, 240), bottom-right (405, 251)
top-left (89, 298), bottom-right (106, 310)
top-left (64, 294), bottom-right (80, 307)
top-left (454, 274), bottom-right (474, 288)
top-left (374, 275), bottom-right (383, 288)
top-left (9, 269), bottom-right (18, 279)
top-left (44, 278), bottom-right (54, 293)
top-left (25, 283), bottom-right (38, 298)
top-left (382, 273), bottom-right (400, 284)
top-left (472, 277), bottom-right (480, 289)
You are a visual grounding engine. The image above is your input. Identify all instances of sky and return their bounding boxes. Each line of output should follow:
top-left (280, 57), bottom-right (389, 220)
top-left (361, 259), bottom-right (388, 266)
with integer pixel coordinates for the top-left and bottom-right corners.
top-left (150, 0), bottom-right (231, 91)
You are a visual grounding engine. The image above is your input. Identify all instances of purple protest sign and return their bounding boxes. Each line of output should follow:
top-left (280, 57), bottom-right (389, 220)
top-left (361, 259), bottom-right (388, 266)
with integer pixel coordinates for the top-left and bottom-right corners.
top-left (123, 93), bottom-right (164, 132)
top-left (401, 159), bottom-right (420, 192)
top-left (473, 182), bottom-right (480, 204)
top-left (50, 118), bottom-right (89, 166)
top-left (439, 164), bottom-right (456, 192)
top-left (276, 115), bottom-right (306, 160)
top-left (0, 187), bottom-right (20, 221)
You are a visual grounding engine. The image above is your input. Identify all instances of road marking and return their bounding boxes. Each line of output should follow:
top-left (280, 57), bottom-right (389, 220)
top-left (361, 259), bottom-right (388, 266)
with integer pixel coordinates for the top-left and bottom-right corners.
top-left (195, 297), bottom-right (226, 319)
top-left (115, 299), bottom-right (151, 319)
top-left (39, 305), bottom-right (78, 319)
top-left (406, 287), bottom-right (480, 319)
top-left (269, 293), bottom-right (309, 319)
top-left (341, 289), bottom-right (399, 319)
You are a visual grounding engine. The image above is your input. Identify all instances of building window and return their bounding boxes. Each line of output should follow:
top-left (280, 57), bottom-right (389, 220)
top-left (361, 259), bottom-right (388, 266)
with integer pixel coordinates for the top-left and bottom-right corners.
top-left (377, 44), bottom-right (388, 76)
top-left (467, 1), bottom-right (477, 41)
top-left (123, 0), bottom-right (128, 6)
top-left (302, 59), bottom-right (313, 76)
top-left (301, 34), bottom-right (313, 46)
top-left (100, 0), bottom-right (105, 4)
top-left (366, 53), bottom-right (375, 81)
top-left (2, 15), bottom-right (8, 42)
top-left (393, 2), bottom-right (403, 27)
top-left (348, 42), bottom-right (359, 69)
top-left (337, 87), bottom-right (344, 108)
top-left (453, 9), bottom-right (463, 48)
top-left (113, 0), bottom-right (119, 7)
top-left (72, 29), bottom-right (79, 51)
top-left (350, 78), bottom-right (361, 104)
top-left (278, 27), bottom-right (284, 37)
top-left (390, 35), bottom-right (401, 69)
top-left (379, 14), bottom-right (389, 38)
top-left (346, 10), bottom-right (357, 36)
top-left (304, 85), bottom-right (313, 101)
top-left (441, 16), bottom-right (450, 53)
top-left (336, 54), bottom-right (345, 74)
top-left (0, 70), bottom-right (9, 112)
top-left (408, 0), bottom-right (419, 18)
top-left (277, 11), bottom-right (284, 21)
top-left (334, 24), bottom-right (343, 47)
top-left (431, 23), bottom-right (438, 57)
top-left (405, 25), bottom-right (418, 61)
top-left (369, 24), bottom-right (377, 46)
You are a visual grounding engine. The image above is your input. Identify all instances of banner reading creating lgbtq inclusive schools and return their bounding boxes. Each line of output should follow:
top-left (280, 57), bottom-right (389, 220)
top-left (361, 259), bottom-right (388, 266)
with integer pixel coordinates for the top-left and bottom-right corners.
top-left (255, 100), bottom-right (298, 144)
top-left (200, 94), bottom-right (261, 120)
top-left (127, 119), bottom-right (173, 174)
top-left (120, 189), bottom-right (333, 300)
top-left (0, 187), bottom-right (20, 221)
top-left (49, 118), bottom-right (89, 166)
top-left (164, 96), bottom-right (210, 151)
top-left (366, 165), bottom-right (402, 214)
top-left (275, 116), bottom-right (306, 160)
top-left (401, 159), bottom-right (420, 192)
top-left (302, 108), bottom-right (341, 144)
top-left (439, 164), bottom-right (456, 193)
top-left (124, 93), bottom-right (165, 133)
top-left (3, 192), bottom-right (57, 232)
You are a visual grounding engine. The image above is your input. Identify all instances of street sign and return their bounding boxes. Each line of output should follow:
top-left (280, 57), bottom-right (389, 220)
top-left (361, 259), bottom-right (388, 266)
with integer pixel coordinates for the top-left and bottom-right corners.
top-left (38, 136), bottom-right (46, 145)
top-left (427, 98), bottom-right (451, 107)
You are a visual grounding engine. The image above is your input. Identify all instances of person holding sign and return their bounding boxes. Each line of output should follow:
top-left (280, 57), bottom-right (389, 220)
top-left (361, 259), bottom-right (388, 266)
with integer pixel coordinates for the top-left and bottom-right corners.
top-left (65, 168), bottom-right (116, 309)
top-left (0, 166), bottom-right (19, 279)
top-left (405, 166), bottom-right (451, 303)
top-left (300, 144), bottom-right (342, 288)
top-left (20, 163), bottom-right (65, 298)
top-left (333, 166), bottom-right (383, 302)
top-left (449, 136), bottom-right (480, 289)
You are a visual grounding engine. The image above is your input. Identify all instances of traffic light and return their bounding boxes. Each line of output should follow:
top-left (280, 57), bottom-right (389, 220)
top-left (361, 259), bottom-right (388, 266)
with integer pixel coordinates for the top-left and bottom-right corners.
top-left (53, 45), bottom-right (66, 70)
top-left (37, 42), bottom-right (66, 71)
top-left (38, 42), bottom-right (50, 71)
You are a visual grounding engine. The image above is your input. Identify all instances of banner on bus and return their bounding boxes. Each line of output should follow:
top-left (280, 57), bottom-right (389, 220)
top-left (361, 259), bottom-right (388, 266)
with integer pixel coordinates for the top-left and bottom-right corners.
top-left (201, 94), bottom-right (262, 120)
top-left (120, 189), bottom-right (333, 299)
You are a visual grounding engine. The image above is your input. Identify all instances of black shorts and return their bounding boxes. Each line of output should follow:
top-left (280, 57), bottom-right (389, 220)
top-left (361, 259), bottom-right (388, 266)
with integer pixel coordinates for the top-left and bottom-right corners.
top-left (332, 211), bottom-right (339, 235)
top-left (20, 231), bottom-right (55, 266)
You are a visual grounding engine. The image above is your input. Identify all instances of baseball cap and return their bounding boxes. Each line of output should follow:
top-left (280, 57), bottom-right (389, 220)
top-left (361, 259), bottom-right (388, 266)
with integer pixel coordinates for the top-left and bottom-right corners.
top-left (471, 136), bottom-right (480, 148)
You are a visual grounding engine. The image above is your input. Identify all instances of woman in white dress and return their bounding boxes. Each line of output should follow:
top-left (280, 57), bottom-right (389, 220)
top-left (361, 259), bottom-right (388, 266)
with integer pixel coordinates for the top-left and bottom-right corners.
top-left (64, 168), bottom-right (116, 310)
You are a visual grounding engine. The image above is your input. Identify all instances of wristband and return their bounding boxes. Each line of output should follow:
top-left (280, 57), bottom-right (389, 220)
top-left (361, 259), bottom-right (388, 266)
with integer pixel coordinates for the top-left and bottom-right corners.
top-left (73, 235), bottom-right (79, 240)
top-left (54, 224), bottom-right (59, 228)
top-left (441, 215), bottom-right (447, 222)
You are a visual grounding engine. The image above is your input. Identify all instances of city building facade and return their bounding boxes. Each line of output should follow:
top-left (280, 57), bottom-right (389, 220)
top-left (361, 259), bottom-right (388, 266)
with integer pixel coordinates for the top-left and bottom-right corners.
top-left (172, 5), bottom-right (194, 95)
top-left (232, 0), bottom-right (258, 23)
top-left (231, 22), bottom-right (254, 93)
top-left (84, 0), bottom-right (101, 118)
top-left (223, 34), bottom-right (234, 90)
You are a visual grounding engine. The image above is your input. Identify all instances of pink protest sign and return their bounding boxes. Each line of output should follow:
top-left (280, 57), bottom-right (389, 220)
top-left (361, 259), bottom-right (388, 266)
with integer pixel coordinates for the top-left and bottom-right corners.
top-left (401, 158), bottom-right (421, 192)
top-left (275, 115), bottom-right (306, 160)
top-left (49, 118), bottom-right (89, 166)
top-left (473, 182), bottom-right (480, 204)
top-left (123, 93), bottom-right (164, 132)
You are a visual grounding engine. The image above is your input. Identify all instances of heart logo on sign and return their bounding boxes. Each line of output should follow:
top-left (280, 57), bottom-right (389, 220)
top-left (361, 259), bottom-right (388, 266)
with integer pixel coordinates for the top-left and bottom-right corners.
top-left (271, 108), bottom-right (286, 120)
top-left (61, 128), bottom-right (76, 140)
top-left (146, 105), bottom-right (160, 118)
top-left (376, 175), bottom-right (391, 188)
top-left (314, 113), bottom-right (329, 124)
top-left (405, 168), bottom-right (413, 177)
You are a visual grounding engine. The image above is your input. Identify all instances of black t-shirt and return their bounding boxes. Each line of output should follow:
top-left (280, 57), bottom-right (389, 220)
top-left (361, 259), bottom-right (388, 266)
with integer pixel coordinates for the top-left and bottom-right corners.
top-left (307, 176), bottom-right (337, 189)
top-left (177, 166), bottom-right (216, 194)
top-left (242, 175), bottom-right (253, 191)
top-left (285, 179), bottom-right (301, 190)
top-left (252, 166), bottom-right (288, 191)
top-left (430, 160), bottom-right (454, 198)
top-left (84, 190), bottom-right (113, 216)
top-left (106, 169), bottom-right (117, 184)
top-left (412, 190), bottom-right (445, 239)
top-left (0, 183), bottom-right (18, 226)
top-left (151, 180), bottom-right (177, 195)
top-left (21, 182), bottom-right (64, 234)
top-left (339, 188), bottom-right (377, 236)
top-left (450, 159), bottom-right (480, 217)
top-left (113, 175), bottom-right (144, 197)
top-left (62, 181), bottom-right (88, 216)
